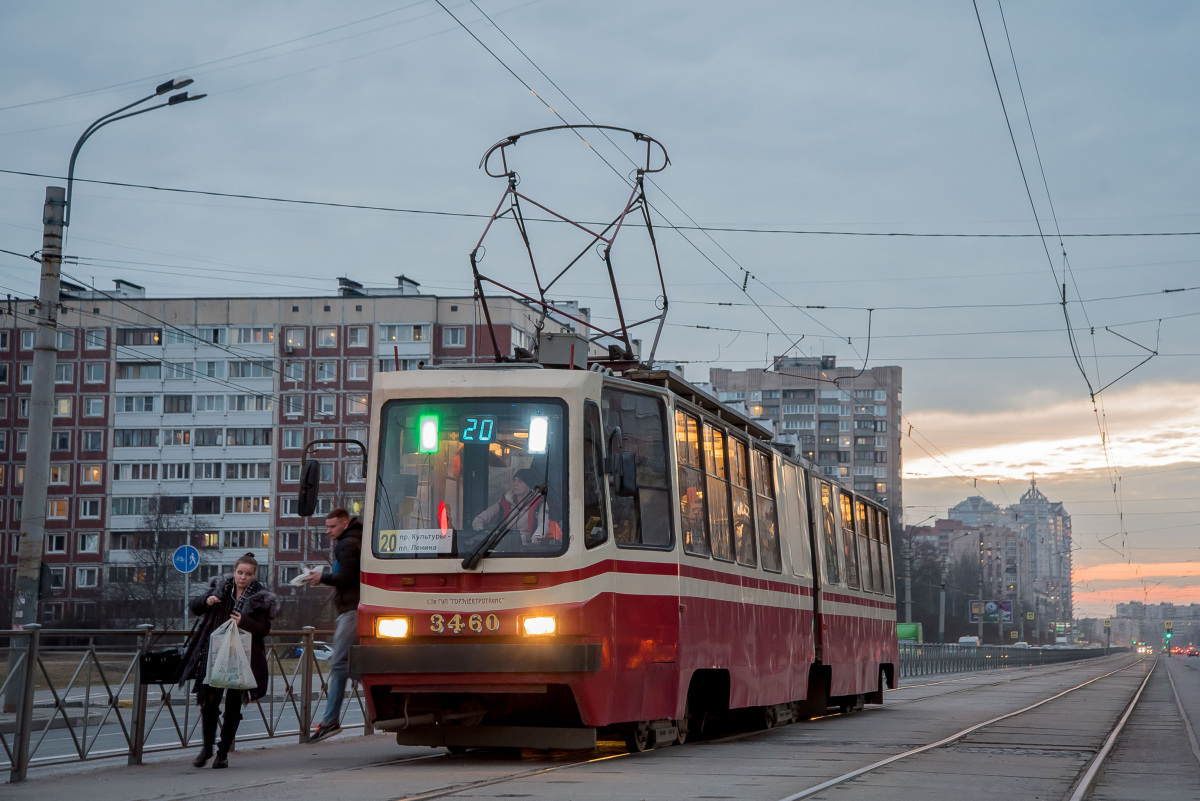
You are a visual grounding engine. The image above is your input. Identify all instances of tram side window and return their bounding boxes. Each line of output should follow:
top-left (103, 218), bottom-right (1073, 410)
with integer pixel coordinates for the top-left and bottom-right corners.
top-left (819, 482), bottom-right (841, 585)
top-left (879, 510), bottom-right (894, 595)
top-left (754, 450), bottom-right (781, 572)
top-left (839, 492), bottom-right (861, 589)
top-left (602, 387), bottom-right (673, 549)
top-left (855, 499), bottom-right (875, 593)
top-left (867, 506), bottom-right (884, 593)
top-left (703, 424), bottom-right (735, 562)
top-left (582, 402), bottom-right (609, 549)
top-left (729, 438), bottom-right (756, 567)
top-left (676, 410), bottom-right (709, 557)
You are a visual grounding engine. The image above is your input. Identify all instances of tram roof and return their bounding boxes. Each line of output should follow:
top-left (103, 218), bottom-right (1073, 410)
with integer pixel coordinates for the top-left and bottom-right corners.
top-left (623, 369), bottom-right (775, 443)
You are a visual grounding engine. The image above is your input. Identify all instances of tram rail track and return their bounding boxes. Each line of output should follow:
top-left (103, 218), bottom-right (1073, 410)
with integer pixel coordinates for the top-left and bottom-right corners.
top-left (776, 656), bottom-right (1151, 801)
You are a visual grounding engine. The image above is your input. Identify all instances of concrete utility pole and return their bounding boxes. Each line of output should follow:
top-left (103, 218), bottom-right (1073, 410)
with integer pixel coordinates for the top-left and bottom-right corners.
top-left (977, 531), bottom-right (984, 642)
top-left (937, 555), bottom-right (946, 643)
top-left (9, 77), bottom-right (203, 635)
top-left (10, 187), bottom-right (65, 631)
top-left (904, 534), bottom-right (913, 624)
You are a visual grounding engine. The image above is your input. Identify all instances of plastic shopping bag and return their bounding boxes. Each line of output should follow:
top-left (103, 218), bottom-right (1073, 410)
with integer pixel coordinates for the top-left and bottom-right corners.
top-left (205, 619), bottom-right (256, 690)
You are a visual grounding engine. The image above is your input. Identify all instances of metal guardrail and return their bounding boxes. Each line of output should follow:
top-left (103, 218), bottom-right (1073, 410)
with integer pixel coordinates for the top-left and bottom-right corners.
top-left (1, 624), bottom-right (371, 782)
top-left (899, 643), bottom-right (1122, 678)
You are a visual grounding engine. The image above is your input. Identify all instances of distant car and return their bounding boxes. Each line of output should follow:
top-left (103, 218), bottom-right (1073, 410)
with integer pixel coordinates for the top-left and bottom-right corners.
top-left (292, 642), bottom-right (335, 661)
top-left (1011, 641), bottom-right (1029, 649)
top-left (1188, 647), bottom-right (1199, 658)
top-left (957, 636), bottom-right (982, 647)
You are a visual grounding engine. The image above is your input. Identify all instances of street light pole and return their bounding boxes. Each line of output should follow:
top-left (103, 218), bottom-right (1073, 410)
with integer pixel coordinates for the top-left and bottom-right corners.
top-left (9, 77), bottom-right (204, 633)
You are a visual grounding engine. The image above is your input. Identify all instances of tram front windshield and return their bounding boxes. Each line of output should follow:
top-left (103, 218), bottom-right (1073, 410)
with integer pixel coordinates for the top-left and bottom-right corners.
top-left (373, 398), bottom-right (568, 560)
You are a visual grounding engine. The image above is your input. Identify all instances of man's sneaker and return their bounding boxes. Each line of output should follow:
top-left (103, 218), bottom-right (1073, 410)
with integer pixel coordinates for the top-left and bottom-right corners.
top-left (309, 722), bottom-right (341, 743)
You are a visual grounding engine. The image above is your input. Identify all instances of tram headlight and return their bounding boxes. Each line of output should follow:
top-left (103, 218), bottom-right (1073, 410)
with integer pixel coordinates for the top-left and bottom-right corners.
top-left (519, 615), bottom-right (557, 636)
top-left (376, 616), bottom-right (412, 638)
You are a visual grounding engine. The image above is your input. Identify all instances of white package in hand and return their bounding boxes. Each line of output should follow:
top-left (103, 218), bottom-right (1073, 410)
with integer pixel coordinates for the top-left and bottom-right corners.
top-left (205, 618), bottom-right (256, 690)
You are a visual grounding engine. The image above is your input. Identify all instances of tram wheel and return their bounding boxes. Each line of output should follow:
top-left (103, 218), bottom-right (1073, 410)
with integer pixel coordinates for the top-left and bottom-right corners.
top-left (763, 705), bottom-right (778, 729)
top-left (625, 721), bottom-right (653, 752)
top-left (675, 701), bottom-right (691, 745)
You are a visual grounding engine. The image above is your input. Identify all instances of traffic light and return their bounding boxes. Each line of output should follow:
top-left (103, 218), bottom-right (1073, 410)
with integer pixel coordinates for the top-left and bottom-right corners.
top-left (1166, 631), bottom-right (1173, 640)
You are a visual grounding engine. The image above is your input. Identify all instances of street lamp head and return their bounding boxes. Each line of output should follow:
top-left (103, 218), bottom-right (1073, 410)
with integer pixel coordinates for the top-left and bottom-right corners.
top-left (167, 91), bottom-right (206, 106)
top-left (156, 76), bottom-right (194, 95)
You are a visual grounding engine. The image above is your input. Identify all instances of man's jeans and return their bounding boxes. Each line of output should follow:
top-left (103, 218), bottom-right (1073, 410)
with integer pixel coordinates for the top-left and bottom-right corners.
top-left (320, 610), bottom-right (360, 726)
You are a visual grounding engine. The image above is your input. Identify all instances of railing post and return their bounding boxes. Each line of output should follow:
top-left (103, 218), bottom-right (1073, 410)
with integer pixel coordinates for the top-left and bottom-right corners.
top-left (128, 624), bottom-right (154, 766)
top-left (10, 624), bottom-right (41, 783)
top-left (299, 626), bottom-right (315, 743)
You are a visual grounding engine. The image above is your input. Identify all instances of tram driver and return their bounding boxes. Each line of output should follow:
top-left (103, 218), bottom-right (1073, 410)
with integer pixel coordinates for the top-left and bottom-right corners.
top-left (471, 467), bottom-right (561, 547)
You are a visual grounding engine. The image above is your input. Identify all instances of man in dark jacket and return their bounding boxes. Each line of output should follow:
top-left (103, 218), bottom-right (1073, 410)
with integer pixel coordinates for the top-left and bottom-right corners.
top-left (304, 508), bottom-right (362, 741)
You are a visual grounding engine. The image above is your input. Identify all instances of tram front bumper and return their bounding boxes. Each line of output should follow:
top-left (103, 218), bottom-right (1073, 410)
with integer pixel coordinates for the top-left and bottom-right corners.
top-left (351, 642), bottom-right (603, 674)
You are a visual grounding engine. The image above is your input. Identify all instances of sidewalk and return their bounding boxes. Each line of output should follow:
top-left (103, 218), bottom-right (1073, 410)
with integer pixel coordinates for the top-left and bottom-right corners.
top-left (3, 731), bottom-right (415, 800)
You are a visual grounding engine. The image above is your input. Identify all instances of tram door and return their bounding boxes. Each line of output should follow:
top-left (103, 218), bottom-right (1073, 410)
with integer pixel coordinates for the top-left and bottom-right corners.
top-left (600, 386), bottom-right (680, 722)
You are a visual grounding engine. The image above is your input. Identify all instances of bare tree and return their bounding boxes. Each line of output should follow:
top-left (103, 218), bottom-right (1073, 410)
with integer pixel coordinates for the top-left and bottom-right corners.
top-left (103, 495), bottom-right (217, 630)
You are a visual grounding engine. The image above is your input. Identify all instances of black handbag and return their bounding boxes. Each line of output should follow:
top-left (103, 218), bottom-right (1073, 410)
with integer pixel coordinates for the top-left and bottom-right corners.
top-left (140, 648), bottom-right (184, 684)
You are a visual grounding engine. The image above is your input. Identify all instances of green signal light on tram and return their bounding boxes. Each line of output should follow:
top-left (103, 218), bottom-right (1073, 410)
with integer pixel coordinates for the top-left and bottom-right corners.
top-left (418, 415), bottom-right (439, 453)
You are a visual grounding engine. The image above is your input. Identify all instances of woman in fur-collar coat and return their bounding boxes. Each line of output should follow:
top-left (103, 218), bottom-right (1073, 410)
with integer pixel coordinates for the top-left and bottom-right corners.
top-left (176, 552), bottom-right (278, 769)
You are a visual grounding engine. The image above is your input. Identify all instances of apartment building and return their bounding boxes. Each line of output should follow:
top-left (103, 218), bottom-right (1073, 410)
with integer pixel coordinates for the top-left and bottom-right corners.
top-left (0, 277), bottom-right (586, 624)
top-left (708, 355), bottom-right (903, 539)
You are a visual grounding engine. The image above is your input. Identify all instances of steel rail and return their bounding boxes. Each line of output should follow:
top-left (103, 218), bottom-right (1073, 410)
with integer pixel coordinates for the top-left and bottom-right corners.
top-left (774, 656), bottom-right (1150, 801)
top-left (1064, 661), bottom-right (1155, 801)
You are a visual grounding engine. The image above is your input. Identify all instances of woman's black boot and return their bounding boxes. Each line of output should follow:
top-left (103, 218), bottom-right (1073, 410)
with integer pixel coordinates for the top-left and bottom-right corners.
top-left (192, 744), bottom-right (213, 768)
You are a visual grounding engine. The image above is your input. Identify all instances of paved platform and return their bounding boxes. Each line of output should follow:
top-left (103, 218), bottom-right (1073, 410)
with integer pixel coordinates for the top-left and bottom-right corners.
top-left (5, 654), bottom-right (1198, 801)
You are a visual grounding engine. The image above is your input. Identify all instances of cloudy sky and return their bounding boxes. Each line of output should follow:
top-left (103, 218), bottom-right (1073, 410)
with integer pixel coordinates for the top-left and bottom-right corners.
top-left (2, 2), bottom-right (1197, 617)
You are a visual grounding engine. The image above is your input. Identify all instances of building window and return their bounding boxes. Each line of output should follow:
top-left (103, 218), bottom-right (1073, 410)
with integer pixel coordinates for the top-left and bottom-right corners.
top-left (48, 568), bottom-right (66, 591)
top-left (283, 429), bottom-right (304, 449)
top-left (84, 363), bottom-right (106, 383)
top-left (81, 464), bottom-right (103, 484)
top-left (347, 326), bottom-right (368, 347)
top-left (47, 501), bottom-right (69, 522)
top-left (82, 430), bottom-right (103, 451)
top-left (347, 462), bottom-right (365, 483)
top-left (317, 395), bottom-right (336, 416)
top-left (231, 327), bottom-right (274, 344)
top-left (54, 397), bottom-right (72, 416)
top-left (55, 363), bottom-right (74, 383)
top-left (52, 431), bottom-right (71, 451)
top-left (118, 395), bottom-right (156, 413)
top-left (198, 361), bottom-right (224, 378)
top-left (228, 394), bottom-right (271, 412)
top-left (0, 365), bottom-right (7, 384)
top-left (192, 496), bottom-right (221, 514)
top-left (316, 362), bottom-right (336, 382)
top-left (163, 394), bottom-right (192, 414)
top-left (875, 482), bottom-right (887, 494)
top-left (228, 360), bottom-right (272, 379)
top-left (84, 328), bottom-right (106, 349)
top-left (116, 362), bottom-right (161, 380)
top-left (225, 427), bottom-right (271, 446)
top-left (76, 567), bottom-right (98, 589)
top-left (49, 466), bottom-right (69, 484)
top-left (313, 430), bottom-right (335, 449)
top-left (195, 462), bottom-right (221, 480)
top-left (347, 360), bottom-right (368, 381)
top-left (279, 566), bottom-right (301, 585)
top-left (113, 429), bottom-right (158, 447)
top-left (281, 497), bottom-right (299, 517)
top-left (283, 463), bottom-right (301, 482)
top-left (18, 398), bottom-right (29, 418)
top-left (347, 395), bottom-right (367, 415)
top-left (443, 326), bottom-right (466, 347)
top-left (79, 532), bottom-right (99, 553)
top-left (80, 498), bottom-right (102, 519)
top-left (116, 328), bottom-right (162, 346)
top-left (284, 395), bottom-right (303, 416)
top-left (285, 328), bottom-right (306, 348)
top-left (20, 364), bottom-right (33, 384)
top-left (316, 327), bottom-right (337, 348)
top-left (84, 397), bottom-right (105, 417)
top-left (21, 330), bottom-right (35, 350)
top-left (196, 394), bottom-right (224, 412)
top-left (279, 530), bottom-right (301, 551)
top-left (164, 428), bottom-right (192, 446)
top-left (0, 330), bottom-right (8, 350)
top-left (285, 361), bottom-right (303, 382)
top-left (198, 327), bottom-right (226, 345)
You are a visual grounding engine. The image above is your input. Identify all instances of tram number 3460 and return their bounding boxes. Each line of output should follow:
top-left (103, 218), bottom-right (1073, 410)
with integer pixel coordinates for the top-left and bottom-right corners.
top-left (430, 613), bottom-right (501, 634)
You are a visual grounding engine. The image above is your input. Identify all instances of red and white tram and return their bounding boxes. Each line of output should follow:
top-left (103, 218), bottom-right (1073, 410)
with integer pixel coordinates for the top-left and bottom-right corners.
top-left (339, 365), bottom-right (897, 751)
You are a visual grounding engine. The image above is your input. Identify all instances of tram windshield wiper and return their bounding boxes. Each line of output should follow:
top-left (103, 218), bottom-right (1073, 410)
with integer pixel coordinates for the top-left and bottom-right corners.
top-left (461, 484), bottom-right (547, 570)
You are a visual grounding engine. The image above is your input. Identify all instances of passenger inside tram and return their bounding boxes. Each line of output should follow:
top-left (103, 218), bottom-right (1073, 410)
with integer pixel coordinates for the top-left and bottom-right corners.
top-left (471, 467), bottom-right (561, 547)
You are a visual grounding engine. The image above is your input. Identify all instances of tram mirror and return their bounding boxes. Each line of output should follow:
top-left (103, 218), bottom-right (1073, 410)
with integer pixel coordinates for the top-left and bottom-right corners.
top-left (298, 459), bottom-right (321, 517)
top-left (614, 451), bottom-right (638, 497)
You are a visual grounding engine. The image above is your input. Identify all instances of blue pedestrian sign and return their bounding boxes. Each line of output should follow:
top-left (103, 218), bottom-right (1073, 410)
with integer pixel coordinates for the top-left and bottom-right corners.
top-left (173, 544), bottom-right (200, 574)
